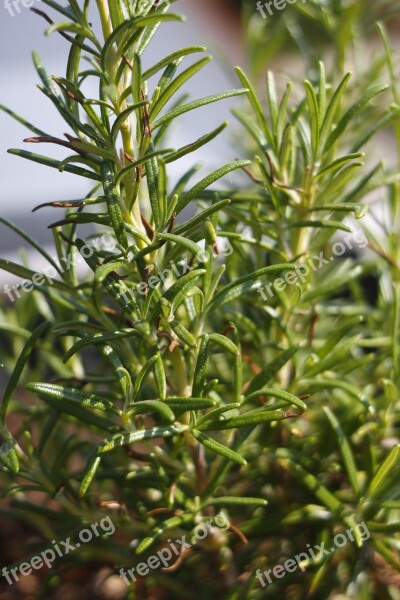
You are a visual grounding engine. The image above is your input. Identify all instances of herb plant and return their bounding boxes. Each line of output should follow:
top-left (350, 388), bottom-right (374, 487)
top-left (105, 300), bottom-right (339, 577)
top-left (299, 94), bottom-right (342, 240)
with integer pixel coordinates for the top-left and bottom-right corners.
top-left (1, 1), bottom-right (400, 598)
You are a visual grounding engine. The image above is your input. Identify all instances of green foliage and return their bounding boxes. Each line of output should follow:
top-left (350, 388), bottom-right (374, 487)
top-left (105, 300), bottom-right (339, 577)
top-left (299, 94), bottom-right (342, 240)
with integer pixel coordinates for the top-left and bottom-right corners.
top-left (0, 1), bottom-right (400, 598)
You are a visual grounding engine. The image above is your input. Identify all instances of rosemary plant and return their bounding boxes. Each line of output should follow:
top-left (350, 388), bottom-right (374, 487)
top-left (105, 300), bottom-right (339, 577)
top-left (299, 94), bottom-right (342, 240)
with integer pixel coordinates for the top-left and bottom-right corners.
top-left (0, 1), bottom-right (400, 598)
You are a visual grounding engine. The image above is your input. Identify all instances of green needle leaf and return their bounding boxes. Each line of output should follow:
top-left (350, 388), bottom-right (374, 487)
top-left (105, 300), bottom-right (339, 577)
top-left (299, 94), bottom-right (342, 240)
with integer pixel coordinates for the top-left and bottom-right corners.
top-left (191, 430), bottom-right (247, 465)
top-left (26, 382), bottom-right (118, 413)
top-left (152, 89), bottom-right (249, 130)
top-left (80, 424), bottom-right (188, 496)
top-left (1, 322), bottom-right (52, 424)
top-left (199, 408), bottom-right (294, 431)
top-left (176, 160), bottom-right (251, 212)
